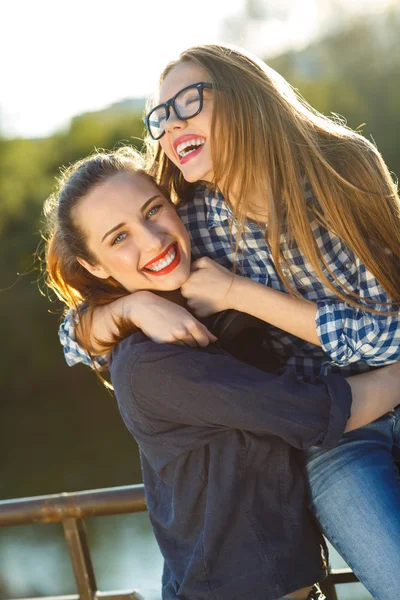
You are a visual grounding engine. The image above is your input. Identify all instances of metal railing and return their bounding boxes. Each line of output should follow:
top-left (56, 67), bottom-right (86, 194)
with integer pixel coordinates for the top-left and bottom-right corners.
top-left (0, 485), bottom-right (147, 600)
top-left (0, 484), bottom-right (359, 600)
top-left (320, 568), bottom-right (358, 600)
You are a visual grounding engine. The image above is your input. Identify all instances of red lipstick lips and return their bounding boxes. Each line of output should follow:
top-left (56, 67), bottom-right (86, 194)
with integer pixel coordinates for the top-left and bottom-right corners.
top-left (142, 242), bottom-right (181, 277)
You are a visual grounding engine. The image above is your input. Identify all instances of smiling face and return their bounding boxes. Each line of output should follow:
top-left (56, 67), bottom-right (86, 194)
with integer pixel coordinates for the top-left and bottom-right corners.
top-left (74, 171), bottom-right (191, 293)
top-left (158, 61), bottom-right (214, 184)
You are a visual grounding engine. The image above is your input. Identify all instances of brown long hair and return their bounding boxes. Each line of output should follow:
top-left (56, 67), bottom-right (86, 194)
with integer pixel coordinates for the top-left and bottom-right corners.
top-left (146, 44), bottom-right (400, 309)
top-left (42, 147), bottom-right (162, 368)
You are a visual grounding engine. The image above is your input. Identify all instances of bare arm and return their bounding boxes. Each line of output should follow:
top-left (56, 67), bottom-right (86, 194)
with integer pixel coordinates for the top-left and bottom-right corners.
top-left (76, 296), bottom-right (138, 354)
top-left (233, 278), bottom-right (320, 345)
top-left (76, 291), bottom-right (216, 355)
top-left (182, 257), bottom-right (400, 366)
top-left (182, 258), bottom-right (320, 345)
top-left (345, 361), bottom-right (400, 432)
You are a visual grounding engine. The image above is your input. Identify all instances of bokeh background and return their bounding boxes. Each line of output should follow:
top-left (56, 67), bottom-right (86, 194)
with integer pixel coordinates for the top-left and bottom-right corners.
top-left (1, 1), bottom-right (399, 598)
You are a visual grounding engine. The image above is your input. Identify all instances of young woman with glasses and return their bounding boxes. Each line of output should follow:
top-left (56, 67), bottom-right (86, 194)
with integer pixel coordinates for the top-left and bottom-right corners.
top-left (59, 45), bottom-right (400, 599)
top-left (44, 148), bottom-right (399, 600)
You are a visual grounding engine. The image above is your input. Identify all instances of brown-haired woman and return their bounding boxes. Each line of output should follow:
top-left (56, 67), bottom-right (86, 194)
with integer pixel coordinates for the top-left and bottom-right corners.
top-left (44, 148), bottom-right (400, 600)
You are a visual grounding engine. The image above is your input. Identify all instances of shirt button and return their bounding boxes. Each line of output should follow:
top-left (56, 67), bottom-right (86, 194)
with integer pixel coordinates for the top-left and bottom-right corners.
top-left (282, 267), bottom-right (291, 277)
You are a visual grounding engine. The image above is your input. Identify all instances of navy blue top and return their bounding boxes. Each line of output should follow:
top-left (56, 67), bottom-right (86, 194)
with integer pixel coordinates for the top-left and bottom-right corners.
top-left (110, 333), bottom-right (352, 599)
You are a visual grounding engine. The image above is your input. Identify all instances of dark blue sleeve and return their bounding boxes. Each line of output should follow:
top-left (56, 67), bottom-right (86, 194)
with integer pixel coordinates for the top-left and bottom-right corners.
top-left (111, 335), bottom-right (352, 450)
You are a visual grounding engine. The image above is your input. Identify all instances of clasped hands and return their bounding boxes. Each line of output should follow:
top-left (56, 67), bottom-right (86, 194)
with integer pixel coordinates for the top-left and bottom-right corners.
top-left (127, 257), bottom-right (242, 348)
top-left (181, 256), bottom-right (240, 316)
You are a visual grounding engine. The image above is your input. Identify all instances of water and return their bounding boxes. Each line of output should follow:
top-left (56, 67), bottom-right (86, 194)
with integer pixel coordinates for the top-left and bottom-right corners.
top-left (0, 520), bottom-right (372, 599)
top-left (0, 514), bottom-right (163, 599)
top-left (0, 300), bottom-right (373, 599)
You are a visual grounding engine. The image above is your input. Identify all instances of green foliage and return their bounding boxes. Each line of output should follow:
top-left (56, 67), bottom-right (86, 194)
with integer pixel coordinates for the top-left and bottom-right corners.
top-left (268, 7), bottom-right (400, 176)
top-left (57, 110), bottom-right (145, 166)
top-left (2, 10), bottom-right (400, 502)
top-left (1, 109), bottom-right (147, 501)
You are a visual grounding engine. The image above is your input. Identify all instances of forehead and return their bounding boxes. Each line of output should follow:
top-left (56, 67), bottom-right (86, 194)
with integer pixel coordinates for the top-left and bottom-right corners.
top-left (76, 172), bottom-right (159, 221)
top-left (159, 62), bottom-right (210, 103)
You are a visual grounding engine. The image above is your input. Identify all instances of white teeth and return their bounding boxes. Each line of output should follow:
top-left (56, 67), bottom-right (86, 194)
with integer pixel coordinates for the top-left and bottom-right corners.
top-left (176, 138), bottom-right (205, 157)
top-left (146, 246), bottom-right (177, 272)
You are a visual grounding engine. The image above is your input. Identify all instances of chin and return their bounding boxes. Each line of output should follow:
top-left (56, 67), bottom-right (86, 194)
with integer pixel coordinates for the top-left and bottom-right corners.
top-left (183, 170), bottom-right (214, 184)
top-left (178, 159), bottom-right (214, 184)
top-left (160, 271), bottom-right (189, 291)
top-left (182, 173), bottom-right (198, 183)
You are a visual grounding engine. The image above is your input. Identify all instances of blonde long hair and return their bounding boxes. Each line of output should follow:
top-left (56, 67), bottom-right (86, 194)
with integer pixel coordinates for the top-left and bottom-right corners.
top-left (146, 44), bottom-right (400, 308)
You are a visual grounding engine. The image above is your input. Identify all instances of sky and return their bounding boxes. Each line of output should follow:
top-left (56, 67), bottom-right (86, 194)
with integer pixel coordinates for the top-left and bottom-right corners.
top-left (0, 0), bottom-right (395, 138)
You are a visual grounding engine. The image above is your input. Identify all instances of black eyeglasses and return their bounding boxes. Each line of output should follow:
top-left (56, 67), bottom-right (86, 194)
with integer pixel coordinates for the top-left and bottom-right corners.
top-left (144, 82), bottom-right (213, 141)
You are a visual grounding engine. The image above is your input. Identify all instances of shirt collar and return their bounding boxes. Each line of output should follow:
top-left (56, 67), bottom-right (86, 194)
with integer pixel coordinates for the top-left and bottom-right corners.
top-left (201, 186), bottom-right (232, 229)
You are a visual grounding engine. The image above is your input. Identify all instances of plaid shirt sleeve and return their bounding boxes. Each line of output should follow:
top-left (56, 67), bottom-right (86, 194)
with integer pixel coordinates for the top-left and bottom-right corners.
top-left (316, 258), bottom-right (400, 366)
top-left (59, 307), bottom-right (110, 370)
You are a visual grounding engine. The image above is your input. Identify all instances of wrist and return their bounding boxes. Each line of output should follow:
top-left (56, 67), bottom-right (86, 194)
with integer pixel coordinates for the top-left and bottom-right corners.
top-left (120, 291), bottom-right (153, 325)
top-left (230, 276), bottom-right (252, 312)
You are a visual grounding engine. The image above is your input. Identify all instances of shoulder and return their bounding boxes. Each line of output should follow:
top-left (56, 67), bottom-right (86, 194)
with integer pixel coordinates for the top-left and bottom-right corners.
top-left (109, 334), bottom-right (205, 396)
top-left (110, 334), bottom-right (229, 398)
top-left (109, 334), bottom-right (181, 422)
top-left (110, 332), bottom-right (155, 382)
top-left (109, 336), bottom-right (228, 427)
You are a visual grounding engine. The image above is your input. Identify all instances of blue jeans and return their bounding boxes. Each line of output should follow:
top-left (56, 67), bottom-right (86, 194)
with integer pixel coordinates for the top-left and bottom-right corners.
top-left (303, 407), bottom-right (400, 600)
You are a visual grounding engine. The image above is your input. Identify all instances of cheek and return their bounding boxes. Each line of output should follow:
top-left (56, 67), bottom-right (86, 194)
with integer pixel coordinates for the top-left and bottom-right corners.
top-left (165, 214), bottom-right (190, 246)
top-left (107, 249), bottom-right (139, 276)
top-left (181, 227), bottom-right (190, 254)
top-left (160, 138), bottom-right (177, 164)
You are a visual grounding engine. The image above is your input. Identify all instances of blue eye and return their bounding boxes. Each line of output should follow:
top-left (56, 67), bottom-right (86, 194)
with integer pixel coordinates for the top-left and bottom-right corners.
top-left (146, 204), bottom-right (162, 219)
top-left (111, 232), bottom-right (127, 245)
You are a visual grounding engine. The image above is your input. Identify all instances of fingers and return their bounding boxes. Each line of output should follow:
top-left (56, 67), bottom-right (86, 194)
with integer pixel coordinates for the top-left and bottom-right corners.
top-left (178, 333), bottom-right (198, 348)
top-left (206, 328), bottom-right (218, 343)
top-left (185, 298), bottom-right (214, 318)
top-left (182, 289), bottom-right (217, 315)
top-left (171, 320), bottom-right (217, 348)
top-left (180, 277), bottom-right (199, 298)
top-left (186, 320), bottom-right (217, 347)
top-left (180, 284), bottom-right (189, 298)
top-left (191, 256), bottom-right (211, 270)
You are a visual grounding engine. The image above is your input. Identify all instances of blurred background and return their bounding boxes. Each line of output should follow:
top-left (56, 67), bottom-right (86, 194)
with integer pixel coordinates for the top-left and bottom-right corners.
top-left (1, 0), bottom-right (399, 598)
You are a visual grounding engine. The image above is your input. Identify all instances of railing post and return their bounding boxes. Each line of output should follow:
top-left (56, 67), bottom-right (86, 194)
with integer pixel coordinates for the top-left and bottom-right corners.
top-left (320, 577), bottom-right (338, 600)
top-left (63, 518), bottom-right (97, 600)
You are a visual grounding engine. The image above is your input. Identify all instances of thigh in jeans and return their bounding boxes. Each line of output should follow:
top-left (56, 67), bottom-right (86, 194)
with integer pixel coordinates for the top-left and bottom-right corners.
top-left (303, 409), bottom-right (400, 600)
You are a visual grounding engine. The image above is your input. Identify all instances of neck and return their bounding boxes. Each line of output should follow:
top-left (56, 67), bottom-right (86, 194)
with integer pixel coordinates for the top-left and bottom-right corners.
top-left (220, 181), bottom-right (268, 223)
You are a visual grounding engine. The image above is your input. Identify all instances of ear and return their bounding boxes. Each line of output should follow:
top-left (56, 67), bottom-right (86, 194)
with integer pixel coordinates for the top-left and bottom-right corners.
top-left (77, 257), bottom-right (110, 280)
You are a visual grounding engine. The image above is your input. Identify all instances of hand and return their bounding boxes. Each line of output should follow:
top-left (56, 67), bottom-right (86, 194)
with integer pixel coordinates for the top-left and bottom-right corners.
top-left (125, 291), bottom-right (217, 348)
top-left (181, 257), bottom-right (240, 317)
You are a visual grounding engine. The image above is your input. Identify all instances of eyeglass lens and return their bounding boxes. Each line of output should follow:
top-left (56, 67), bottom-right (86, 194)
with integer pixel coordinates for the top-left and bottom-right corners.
top-left (148, 86), bottom-right (202, 139)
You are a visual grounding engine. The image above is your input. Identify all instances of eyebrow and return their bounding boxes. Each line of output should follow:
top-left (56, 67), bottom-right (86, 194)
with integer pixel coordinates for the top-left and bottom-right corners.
top-left (101, 194), bottom-right (162, 243)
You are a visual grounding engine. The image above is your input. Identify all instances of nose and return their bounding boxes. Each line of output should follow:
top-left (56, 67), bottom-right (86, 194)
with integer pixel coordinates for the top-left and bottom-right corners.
top-left (136, 224), bottom-right (164, 256)
top-left (164, 106), bottom-right (187, 134)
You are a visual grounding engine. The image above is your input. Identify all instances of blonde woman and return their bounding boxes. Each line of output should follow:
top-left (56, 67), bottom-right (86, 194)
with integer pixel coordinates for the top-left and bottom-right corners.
top-left (61, 45), bottom-right (400, 599)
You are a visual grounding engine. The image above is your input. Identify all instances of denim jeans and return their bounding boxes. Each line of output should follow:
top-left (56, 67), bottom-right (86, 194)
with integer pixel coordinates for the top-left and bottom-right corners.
top-left (303, 407), bottom-right (400, 600)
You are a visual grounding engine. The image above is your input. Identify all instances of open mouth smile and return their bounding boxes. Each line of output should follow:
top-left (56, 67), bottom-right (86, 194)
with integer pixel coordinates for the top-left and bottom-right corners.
top-left (141, 242), bottom-right (181, 276)
top-left (174, 135), bottom-right (205, 165)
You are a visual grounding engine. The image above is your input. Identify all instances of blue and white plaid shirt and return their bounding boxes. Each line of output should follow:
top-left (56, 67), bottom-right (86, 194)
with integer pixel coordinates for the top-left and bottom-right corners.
top-left (60, 183), bottom-right (399, 379)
